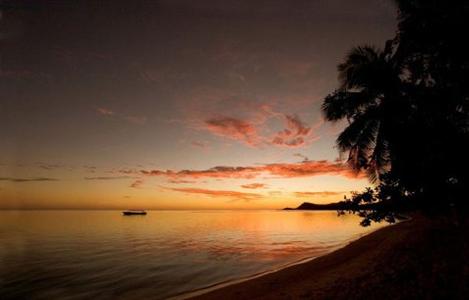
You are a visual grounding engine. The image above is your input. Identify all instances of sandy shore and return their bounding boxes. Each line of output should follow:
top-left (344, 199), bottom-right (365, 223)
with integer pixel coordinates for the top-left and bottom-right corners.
top-left (189, 216), bottom-right (468, 300)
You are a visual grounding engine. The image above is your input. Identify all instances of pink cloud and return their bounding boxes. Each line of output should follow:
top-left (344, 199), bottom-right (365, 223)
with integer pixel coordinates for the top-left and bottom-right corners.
top-left (271, 115), bottom-right (320, 148)
top-left (96, 107), bottom-right (114, 116)
top-left (120, 160), bottom-right (364, 181)
top-left (204, 117), bottom-right (261, 147)
top-left (201, 112), bottom-right (321, 148)
top-left (177, 85), bottom-right (321, 149)
top-left (261, 160), bottom-right (360, 178)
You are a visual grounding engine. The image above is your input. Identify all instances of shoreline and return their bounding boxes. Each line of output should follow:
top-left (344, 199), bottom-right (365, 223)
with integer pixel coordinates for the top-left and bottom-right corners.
top-left (175, 223), bottom-right (391, 300)
top-left (188, 217), bottom-right (468, 299)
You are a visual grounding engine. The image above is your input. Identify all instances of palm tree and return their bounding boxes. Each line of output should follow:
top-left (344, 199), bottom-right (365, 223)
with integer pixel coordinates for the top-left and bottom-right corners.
top-left (324, 1), bottom-right (469, 217)
top-left (321, 44), bottom-right (407, 182)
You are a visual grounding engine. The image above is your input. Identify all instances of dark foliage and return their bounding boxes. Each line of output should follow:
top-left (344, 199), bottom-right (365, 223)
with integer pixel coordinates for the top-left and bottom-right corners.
top-left (324, 1), bottom-right (469, 225)
top-left (338, 174), bottom-right (413, 226)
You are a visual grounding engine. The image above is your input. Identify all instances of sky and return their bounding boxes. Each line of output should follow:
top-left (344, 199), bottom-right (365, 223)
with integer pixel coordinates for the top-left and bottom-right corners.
top-left (0, 0), bottom-right (397, 209)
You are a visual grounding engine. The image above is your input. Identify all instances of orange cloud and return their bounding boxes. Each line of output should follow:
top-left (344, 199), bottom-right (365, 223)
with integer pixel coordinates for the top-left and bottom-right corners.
top-left (260, 160), bottom-right (360, 178)
top-left (201, 112), bottom-right (320, 148)
top-left (204, 117), bottom-right (260, 147)
top-left (165, 187), bottom-right (263, 201)
top-left (241, 183), bottom-right (267, 189)
top-left (272, 115), bottom-right (320, 148)
top-left (120, 160), bottom-right (363, 181)
top-left (138, 166), bottom-right (259, 179)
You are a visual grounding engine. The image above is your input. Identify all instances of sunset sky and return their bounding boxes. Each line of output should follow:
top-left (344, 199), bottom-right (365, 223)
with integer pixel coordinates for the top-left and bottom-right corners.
top-left (0, 0), bottom-right (397, 209)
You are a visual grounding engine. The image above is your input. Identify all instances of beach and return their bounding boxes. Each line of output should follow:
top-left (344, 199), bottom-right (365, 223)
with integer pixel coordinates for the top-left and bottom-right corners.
top-left (190, 216), bottom-right (468, 299)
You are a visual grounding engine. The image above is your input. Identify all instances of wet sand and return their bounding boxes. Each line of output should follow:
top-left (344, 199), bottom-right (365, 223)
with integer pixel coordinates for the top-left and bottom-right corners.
top-left (190, 216), bottom-right (468, 299)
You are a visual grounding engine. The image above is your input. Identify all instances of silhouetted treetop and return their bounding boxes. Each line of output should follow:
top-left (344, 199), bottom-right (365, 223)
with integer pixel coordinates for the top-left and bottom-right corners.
top-left (322, 0), bottom-right (469, 222)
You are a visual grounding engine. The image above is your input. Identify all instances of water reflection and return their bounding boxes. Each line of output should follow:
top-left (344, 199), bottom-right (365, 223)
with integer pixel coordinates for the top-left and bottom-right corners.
top-left (0, 210), bottom-right (384, 300)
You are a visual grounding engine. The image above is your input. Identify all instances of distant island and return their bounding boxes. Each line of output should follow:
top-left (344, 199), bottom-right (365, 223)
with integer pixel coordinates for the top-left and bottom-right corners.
top-left (283, 201), bottom-right (352, 211)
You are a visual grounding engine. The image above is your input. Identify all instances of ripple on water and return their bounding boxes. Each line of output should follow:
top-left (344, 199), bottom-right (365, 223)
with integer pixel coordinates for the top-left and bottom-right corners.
top-left (0, 210), bottom-right (385, 300)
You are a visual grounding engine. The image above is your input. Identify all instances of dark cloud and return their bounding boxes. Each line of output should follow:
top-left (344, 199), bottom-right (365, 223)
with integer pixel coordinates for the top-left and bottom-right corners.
top-left (164, 187), bottom-right (263, 201)
top-left (241, 183), bottom-right (267, 189)
top-left (37, 163), bottom-right (63, 170)
top-left (130, 179), bottom-right (144, 188)
top-left (294, 191), bottom-right (347, 197)
top-left (191, 141), bottom-right (208, 149)
top-left (0, 177), bottom-right (59, 182)
top-left (84, 176), bottom-right (134, 180)
top-left (168, 179), bottom-right (198, 184)
top-left (293, 153), bottom-right (310, 162)
top-left (83, 165), bottom-right (97, 173)
top-left (95, 107), bottom-right (146, 125)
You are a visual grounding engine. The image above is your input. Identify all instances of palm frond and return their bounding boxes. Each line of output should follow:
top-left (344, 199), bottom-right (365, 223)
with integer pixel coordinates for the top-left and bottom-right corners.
top-left (368, 122), bottom-right (391, 182)
top-left (347, 119), bottom-right (379, 171)
top-left (338, 45), bottom-right (382, 89)
top-left (321, 89), bottom-right (378, 122)
top-left (336, 107), bottom-right (380, 153)
top-left (339, 45), bottom-right (400, 96)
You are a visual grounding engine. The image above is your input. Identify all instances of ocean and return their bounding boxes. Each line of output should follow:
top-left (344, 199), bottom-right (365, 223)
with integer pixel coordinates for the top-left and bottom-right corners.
top-left (0, 210), bottom-right (384, 299)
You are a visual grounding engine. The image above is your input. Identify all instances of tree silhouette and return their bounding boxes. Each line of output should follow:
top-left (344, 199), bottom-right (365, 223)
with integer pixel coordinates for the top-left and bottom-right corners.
top-left (324, 1), bottom-right (469, 224)
top-left (322, 44), bottom-right (405, 183)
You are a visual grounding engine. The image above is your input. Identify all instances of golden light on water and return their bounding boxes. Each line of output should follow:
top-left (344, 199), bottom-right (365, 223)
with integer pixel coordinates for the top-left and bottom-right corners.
top-left (0, 210), bottom-right (385, 299)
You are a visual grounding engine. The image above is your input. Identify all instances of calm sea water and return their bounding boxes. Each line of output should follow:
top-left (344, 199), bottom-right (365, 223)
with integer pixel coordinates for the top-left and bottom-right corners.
top-left (0, 210), bottom-right (384, 300)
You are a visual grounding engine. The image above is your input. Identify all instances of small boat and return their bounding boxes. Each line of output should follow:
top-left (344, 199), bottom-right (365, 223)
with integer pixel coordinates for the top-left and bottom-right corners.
top-left (122, 210), bottom-right (147, 216)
